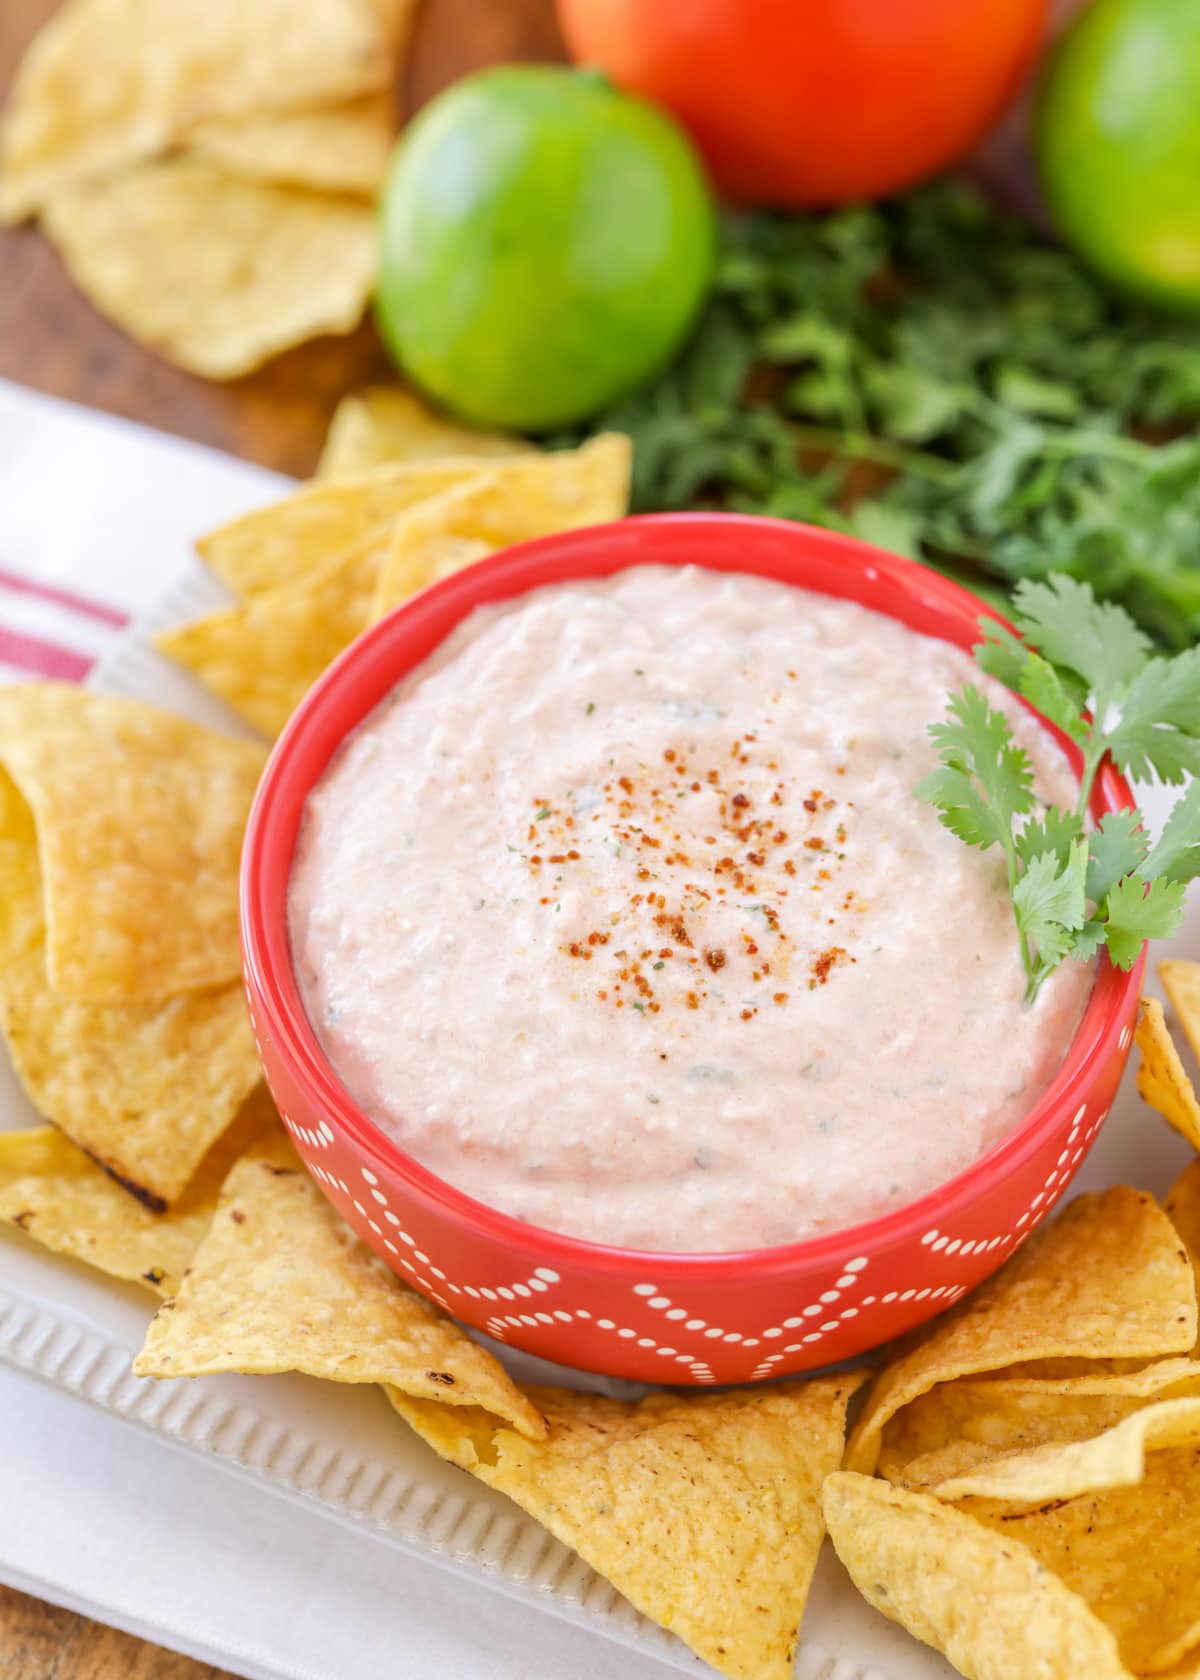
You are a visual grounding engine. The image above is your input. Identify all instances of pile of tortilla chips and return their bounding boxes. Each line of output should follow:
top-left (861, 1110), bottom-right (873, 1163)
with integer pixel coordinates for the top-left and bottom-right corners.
top-left (824, 960), bottom-right (1200, 1680)
top-left (154, 430), bottom-right (632, 736)
top-left (0, 0), bottom-right (416, 375)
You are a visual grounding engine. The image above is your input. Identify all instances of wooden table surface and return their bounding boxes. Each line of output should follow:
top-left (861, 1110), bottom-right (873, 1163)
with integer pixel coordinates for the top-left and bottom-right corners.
top-left (0, 5), bottom-right (563, 1672)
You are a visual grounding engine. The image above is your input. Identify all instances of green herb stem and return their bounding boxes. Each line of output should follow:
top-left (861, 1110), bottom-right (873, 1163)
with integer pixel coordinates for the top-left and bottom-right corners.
top-left (1074, 743), bottom-right (1106, 829)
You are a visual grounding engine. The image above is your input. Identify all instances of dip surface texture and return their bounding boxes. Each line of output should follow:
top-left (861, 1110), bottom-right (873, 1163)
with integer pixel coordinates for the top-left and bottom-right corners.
top-left (290, 565), bottom-right (1092, 1253)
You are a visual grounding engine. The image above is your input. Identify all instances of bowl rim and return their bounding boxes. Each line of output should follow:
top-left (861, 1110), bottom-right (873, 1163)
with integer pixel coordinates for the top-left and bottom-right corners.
top-left (242, 511), bottom-right (1144, 1280)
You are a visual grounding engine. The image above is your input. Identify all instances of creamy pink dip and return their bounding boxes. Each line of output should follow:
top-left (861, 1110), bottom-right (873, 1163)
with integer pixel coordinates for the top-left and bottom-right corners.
top-left (290, 564), bottom-right (1093, 1253)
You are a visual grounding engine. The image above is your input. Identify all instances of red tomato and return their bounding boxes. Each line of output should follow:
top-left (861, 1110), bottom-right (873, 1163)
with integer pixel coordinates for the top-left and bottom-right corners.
top-left (555, 0), bottom-right (1048, 206)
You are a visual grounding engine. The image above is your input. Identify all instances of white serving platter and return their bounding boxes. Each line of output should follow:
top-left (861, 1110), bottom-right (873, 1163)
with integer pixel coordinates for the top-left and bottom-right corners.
top-left (0, 383), bottom-right (1196, 1680)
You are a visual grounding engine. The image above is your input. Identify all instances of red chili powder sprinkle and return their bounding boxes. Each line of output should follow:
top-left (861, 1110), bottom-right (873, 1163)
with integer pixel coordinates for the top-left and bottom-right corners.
top-left (811, 947), bottom-right (848, 986)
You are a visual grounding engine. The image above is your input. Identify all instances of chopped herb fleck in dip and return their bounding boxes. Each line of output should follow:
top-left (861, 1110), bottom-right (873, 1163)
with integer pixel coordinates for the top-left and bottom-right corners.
top-left (289, 565), bottom-right (1092, 1253)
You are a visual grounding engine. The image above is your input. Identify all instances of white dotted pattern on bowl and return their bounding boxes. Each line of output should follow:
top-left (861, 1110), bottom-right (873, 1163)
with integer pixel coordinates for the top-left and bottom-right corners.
top-left (277, 1104), bottom-right (1107, 1379)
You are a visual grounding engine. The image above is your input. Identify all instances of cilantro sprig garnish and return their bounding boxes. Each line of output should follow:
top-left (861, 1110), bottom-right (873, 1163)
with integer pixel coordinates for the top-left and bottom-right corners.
top-left (917, 577), bottom-right (1200, 1003)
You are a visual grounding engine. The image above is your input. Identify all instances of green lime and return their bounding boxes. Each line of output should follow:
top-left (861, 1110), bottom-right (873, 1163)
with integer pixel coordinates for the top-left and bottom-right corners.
top-left (375, 66), bottom-right (715, 430)
top-left (1034, 0), bottom-right (1200, 312)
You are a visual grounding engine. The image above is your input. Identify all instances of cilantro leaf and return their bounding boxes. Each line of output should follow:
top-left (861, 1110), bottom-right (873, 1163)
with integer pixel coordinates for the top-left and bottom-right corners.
top-left (1012, 840), bottom-right (1088, 974)
top-left (1085, 809), bottom-right (1149, 904)
top-left (1009, 575), bottom-right (1152, 721)
top-left (1143, 779), bottom-right (1200, 886)
top-left (974, 620), bottom-right (1032, 691)
top-left (976, 616), bottom-right (1089, 745)
top-left (915, 766), bottom-right (1005, 851)
top-left (1070, 920), bottom-right (1109, 962)
top-left (918, 685), bottom-right (1034, 853)
top-left (862, 362), bottom-right (965, 442)
top-left (1107, 727), bottom-right (1200, 786)
top-left (1101, 874), bottom-right (1187, 968)
top-left (1017, 807), bottom-right (1084, 872)
top-left (1018, 652), bottom-right (1089, 744)
top-left (1103, 647), bottom-right (1200, 784)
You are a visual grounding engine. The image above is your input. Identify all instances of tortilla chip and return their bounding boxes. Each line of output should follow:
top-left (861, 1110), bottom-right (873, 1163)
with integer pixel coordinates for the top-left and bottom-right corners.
top-left (186, 95), bottom-right (395, 197)
top-left (164, 437), bottom-right (633, 733)
top-left (133, 1133), bottom-right (544, 1439)
top-left (317, 387), bottom-right (528, 478)
top-left (0, 1088), bottom-right (278, 1293)
top-left (823, 1473), bottom-right (1130, 1680)
top-left (962, 1445), bottom-right (1200, 1673)
top-left (0, 759), bottom-right (265, 1206)
top-left (933, 1394), bottom-right (1200, 1506)
top-left (0, 0), bottom-right (391, 223)
top-left (0, 685), bottom-right (266, 1001)
top-left (1138, 996), bottom-right (1200, 1151)
top-left (1167, 1158), bottom-right (1200, 1340)
top-left (391, 1372), bottom-right (866, 1680)
top-left (366, 480), bottom-right (506, 621)
top-left (363, 477), bottom-right (531, 621)
top-left (197, 459), bottom-right (512, 598)
top-left (1159, 1659), bottom-right (1200, 1680)
top-left (156, 523), bottom-right (395, 737)
top-left (0, 769), bottom-right (44, 968)
top-left (42, 158), bottom-right (377, 379)
top-left (367, 0), bottom-right (418, 47)
top-left (197, 432), bottom-right (626, 598)
top-left (877, 1357), bottom-right (1200, 1491)
top-left (1, 954), bottom-right (264, 1209)
top-left (369, 436), bottom-right (635, 619)
top-left (1162, 961), bottom-right (1200, 1065)
top-left (845, 1187), bottom-right (1197, 1475)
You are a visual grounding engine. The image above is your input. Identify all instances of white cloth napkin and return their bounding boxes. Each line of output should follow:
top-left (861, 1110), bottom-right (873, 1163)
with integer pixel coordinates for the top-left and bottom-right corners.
top-left (0, 380), bottom-right (284, 681)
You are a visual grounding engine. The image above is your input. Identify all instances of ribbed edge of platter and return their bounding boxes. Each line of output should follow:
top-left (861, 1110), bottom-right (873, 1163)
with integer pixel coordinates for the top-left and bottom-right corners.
top-left (0, 1289), bottom-right (893, 1680)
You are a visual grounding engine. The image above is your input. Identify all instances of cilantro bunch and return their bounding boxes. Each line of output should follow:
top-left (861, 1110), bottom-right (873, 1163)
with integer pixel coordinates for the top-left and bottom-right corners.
top-left (917, 577), bottom-right (1200, 1003)
top-left (562, 180), bottom-right (1200, 648)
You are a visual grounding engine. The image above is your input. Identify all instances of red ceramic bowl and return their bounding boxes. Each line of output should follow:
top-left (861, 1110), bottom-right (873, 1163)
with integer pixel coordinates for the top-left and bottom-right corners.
top-left (241, 514), bottom-right (1144, 1384)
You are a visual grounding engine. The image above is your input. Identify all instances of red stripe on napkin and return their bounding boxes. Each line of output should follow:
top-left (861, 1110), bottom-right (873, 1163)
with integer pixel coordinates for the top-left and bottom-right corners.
top-left (0, 626), bottom-right (93, 681)
top-left (0, 563), bottom-right (129, 627)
